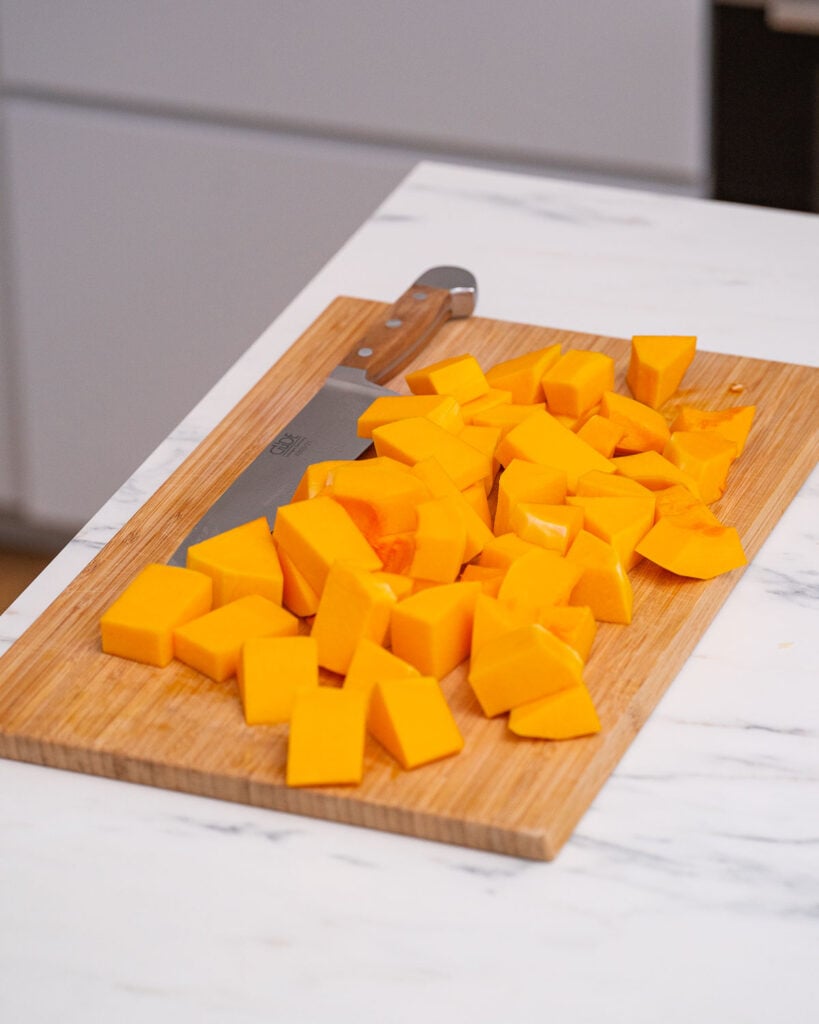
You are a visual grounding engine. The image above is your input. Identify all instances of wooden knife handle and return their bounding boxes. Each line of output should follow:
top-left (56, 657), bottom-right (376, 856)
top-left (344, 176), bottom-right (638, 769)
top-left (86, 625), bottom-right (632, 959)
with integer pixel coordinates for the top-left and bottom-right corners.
top-left (340, 284), bottom-right (456, 386)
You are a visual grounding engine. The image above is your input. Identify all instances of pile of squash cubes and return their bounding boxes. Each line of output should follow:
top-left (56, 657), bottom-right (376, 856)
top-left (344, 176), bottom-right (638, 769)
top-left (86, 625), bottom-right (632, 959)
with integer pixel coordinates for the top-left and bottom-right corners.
top-left (101, 335), bottom-right (755, 787)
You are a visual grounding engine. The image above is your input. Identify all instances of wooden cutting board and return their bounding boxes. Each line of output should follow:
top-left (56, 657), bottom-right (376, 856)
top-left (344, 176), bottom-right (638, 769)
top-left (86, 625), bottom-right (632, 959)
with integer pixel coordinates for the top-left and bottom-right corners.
top-left (1, 297), bottom-right (817, 860)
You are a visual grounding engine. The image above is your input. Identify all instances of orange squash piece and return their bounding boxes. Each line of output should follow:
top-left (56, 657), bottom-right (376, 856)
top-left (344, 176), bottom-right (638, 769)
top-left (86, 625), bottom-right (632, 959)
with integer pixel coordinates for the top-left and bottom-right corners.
top-left (537, 605), bottom-right (597, 663)
top-left (471, 592), bottom-right (527, 653)
top-left (372, 416), bottom-right (491, 490)
top-left (575, 468), bottom-right (655, 500)
top-left (237, 635), bottom-right (319, 725)
top-left (575, 414), bottom-right (624, 458)
top-left (371, 532), bottom-right (416, 576)
top-left (566, 495), bottom-right (656, 570)
top-left (391, 581), bottom-right (481, 678)
top-left (405, 353), bottom-right (489, 404)
top-left (186, 516), bottom-right (284, 607)
top-left (324, 458), bottom-right (429, 541)
top-left (542, 349), bottom-right (616, 418)
top-left (484, 344), bottom-right (561, 403)
top-left (611, 451), bottom-right (702, 498)
top-left (272, 495), bottom-right (381, 595)
top-left (509, 502), bottom-right (584, 555)
top-left (408, 497), bottom-right (468, 582)
top-left (291, 460), bottom-right (346, 502)
top-left (286, 688), bottom-right (368, 787)
top-left (100, 563), bottom-right (213, 667)
top-left (653, 484), bottom-right (721, 524)
top-left (310, 562), bottom-right (397, 675)
top-left (275, 542), bottom-right (320, 617)
top-left (626, 335), bottom-right (697, 409)
top-left (566, 530), bottom-right (633, 625)
top-left (497, 548), bottom-right (583, 619)
top-left (173, 595), bottom-right (300, 682)
top-left (663, 430), bottom-right (738, 504)
top-left (508, 683), bottom-right (601, 739)
top-left (411, 456), bottom-right (494, 560)
top-left (494, 458), bottom-right (567, 535)
top-left (459, 564), bottom-right (505, 597)
top-left (470, 403), bottom-right (546, 438)
top-left (635, 512), bottom-right (747, 579)
top-left (600, 391), bottom-right (670, 454)
top-left (477, 532), bottom-right (542, 571)
top-left (357, 394), bottom-right (464, 438)
top-left (670, 404), bottom-right (756, 456)
top-left (459, 388), bottom-right (513, 424)
top-left (496, 410), bottom-right (615, 491)
top-left (368, 676), bottom-right (464, 769)
top-left (344, 637), bottom-right (420, 699)
top-left (468, 623), bottom-right (584, 717)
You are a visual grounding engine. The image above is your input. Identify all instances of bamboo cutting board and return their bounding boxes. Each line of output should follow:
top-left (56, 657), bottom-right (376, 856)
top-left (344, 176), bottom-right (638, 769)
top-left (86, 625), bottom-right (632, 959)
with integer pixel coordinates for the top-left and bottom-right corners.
top-left (1, 297), bottom-right (817, 860)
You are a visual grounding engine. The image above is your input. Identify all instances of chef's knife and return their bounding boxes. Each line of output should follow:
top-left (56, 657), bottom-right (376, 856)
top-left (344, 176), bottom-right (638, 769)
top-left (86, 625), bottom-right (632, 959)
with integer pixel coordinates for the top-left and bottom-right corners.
top-left (167, 266), bottom-right (477, 566)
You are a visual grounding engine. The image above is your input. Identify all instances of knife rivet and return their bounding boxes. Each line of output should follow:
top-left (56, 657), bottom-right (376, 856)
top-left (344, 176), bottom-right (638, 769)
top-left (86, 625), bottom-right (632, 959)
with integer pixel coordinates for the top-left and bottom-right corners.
top-left (385, 318), bottom-right (402, 328)
top-left (412, 290), bottom-right (428, 301)
top-left (357, 346), bottom-right (373, 358)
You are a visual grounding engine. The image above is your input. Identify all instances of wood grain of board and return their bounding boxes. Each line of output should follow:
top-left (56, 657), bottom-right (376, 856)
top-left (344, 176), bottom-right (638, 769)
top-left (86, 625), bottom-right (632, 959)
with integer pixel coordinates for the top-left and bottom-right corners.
top-left (1, 297), bottom-right (817, 860)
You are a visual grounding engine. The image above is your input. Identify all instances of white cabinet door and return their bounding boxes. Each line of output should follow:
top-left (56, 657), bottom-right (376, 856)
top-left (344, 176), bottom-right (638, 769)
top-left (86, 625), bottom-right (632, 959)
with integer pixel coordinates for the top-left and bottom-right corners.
top-left (2, 100), bottom-right (408, 530)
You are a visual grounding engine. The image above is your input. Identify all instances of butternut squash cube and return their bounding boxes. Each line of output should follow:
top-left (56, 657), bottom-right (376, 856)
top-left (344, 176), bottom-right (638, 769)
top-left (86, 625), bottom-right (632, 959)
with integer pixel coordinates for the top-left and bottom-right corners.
top-left (575, 414), bottom-right (624, 458)
top-left (459, 388), bottom-right (513, 423)
top-left (408, 497), bottom-right (468, 582)
top-left (100, 563), bottom-right (212, 667)
top-left (173, 595), bottom-right (299, 682)
top-left (575, 468), bottom-right (655, 500)
top-left (566, 530), bottom-right (633, 624)
top-left (635, 513), bottom-right (747, 579)
top-left (497, 548), bottom-right (583, 619)
top-left (391, 581), bottom-right (481, 678)
top-left (459, 564), bottom-right (505, 597)
top-left (371, 571), bottom-right (414, 601)
top-left (310, 562), bottom-right (397, 675)
top-left (237, 635), bottom-right (319, 725)
top-left (670, 404), bottom-right (756, 456)
top-left (542, 349), bottom-right (616, 418)
top-left (509, 502), bottom-right (584, 555)
top-left (471, 593), bottom-right (526, 654)
top-left (494, 458), bottom-right (567, 535)
top-left (406, 353), bottom-right (489, 404)
top-left (344, 637), bottom-right (420, 699)
top-left (411, 457), bottom-right (494, 560)
top-left (496, 410), bottom-right (615, 491)
top-left (186, 516), bottom-right (283, 607)
top-left (538, 605), bottom-right (597, 663)
top-left (508, 683), bottom-right (601, 739)
top-left (461, 480), bottom-right (493, 529)
top-left (372, 417), bottom-right (491, 490)
top-left (458, 423), bottom-right (502, 483)
top-left (663, 430), bottom-right (738, 504)
top-left (470, 403), bottom-right (546, 438)
top-left (368, 676), bottom-right (464, 769)
top-left (371, 532), bottom-right (416, 575)
top-left (286, 688), bottom-right (368, 787)
top-left (600, 391), bottom-right (670, 454)
top-left (653, 484), bottom-right (720, 525)
top-left (566, 495), bottom-right (656, 570)
top-left (477, 532), bottom-right (542, 571)
top-left (272, 496), bottom-right (381, 596)
top-left (275, 541), bottom-right (320, 617)
top-left (357, 393), bottom-right (464, 438)
top-left (485, 344), bottom-right (562, 403)
top-left (291, 460), bottom-right (346, 502)
top-left (325, 458), bottom-right (430, 541)
top-left (627, 335), bottom-right (697, 409)
top-left (468, 623), bottom-right (584, 717)
top-left (611, 451), bottom-right (702, 498)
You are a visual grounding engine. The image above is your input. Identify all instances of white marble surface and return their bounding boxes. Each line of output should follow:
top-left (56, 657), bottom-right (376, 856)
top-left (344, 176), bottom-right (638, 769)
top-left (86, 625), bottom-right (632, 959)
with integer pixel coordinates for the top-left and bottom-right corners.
top-left (1, 162), bottom-right (817, 1023)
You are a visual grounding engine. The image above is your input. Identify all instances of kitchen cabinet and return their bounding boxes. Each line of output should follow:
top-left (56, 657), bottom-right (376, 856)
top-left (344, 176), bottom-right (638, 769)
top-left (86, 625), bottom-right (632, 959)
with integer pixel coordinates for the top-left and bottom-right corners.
top-left (0, 0), bottom-right (709, 534)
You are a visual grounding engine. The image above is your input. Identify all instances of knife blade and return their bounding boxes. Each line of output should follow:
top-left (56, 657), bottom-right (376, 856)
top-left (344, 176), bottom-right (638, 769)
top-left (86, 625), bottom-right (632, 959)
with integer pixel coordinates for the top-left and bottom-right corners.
top-left (167, 266), bottom-right (477, 566)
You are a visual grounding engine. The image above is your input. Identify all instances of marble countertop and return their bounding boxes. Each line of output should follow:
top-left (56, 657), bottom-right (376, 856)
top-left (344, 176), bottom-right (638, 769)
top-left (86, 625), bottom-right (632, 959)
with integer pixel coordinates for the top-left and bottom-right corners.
top-left (2, 162), bottom-right (817, 1023)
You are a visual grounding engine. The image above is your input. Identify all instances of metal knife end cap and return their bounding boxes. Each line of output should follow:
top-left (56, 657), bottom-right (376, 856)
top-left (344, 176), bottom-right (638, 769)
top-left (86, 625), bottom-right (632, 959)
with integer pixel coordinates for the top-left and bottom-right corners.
top-left (414, 266), bottom-right (477, 319)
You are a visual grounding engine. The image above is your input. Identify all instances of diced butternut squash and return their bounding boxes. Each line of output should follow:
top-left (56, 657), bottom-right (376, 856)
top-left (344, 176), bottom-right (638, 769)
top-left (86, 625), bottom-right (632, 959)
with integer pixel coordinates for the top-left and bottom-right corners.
top-left (509, 502), bottom-right (584, 555)
top-left (575, 468), bottom-right (655, 500)
top-left (611, 451), bottom-right (702, 498)
top-left (471, 403), bottom-right (546, 438)
top-left (371, 570), bottom-right (415, 601)
top-left (471, 592), bottom-right (527, 653)
top-left (458, 423), bottom-right (502, 483)
top-left (368, 676), bottom-right (464, 769)
top-left (485, 344), bottom-right (561, 403)
top-left (391, 581), bottom-right (481, 678)
top-left (508, 683), bottom-right (601, 739)
top-left (635, 512), bottom-right (747, 579)
top-left (461, 480), bottom-right (493, 529)
top-left (357, 393), bottom-right (464, 438)
top-left (494, 458), bottom-right (568, 535)
top-left (186, 516), bottom-right (283, 607)
top-left (459, 564), bottom-right (505, 597)
top-left (575, 414), bottom-right (624, 458)
top-left (406, 353), bottom-right (489, 404)
top-left (566, 495), bottom-right (656, 570)
top-left (371, 532), bottom-right (416, 575)
top-left (272, 495), bottom-right (381, 596)
top-left (468, 624), bottom-right (584, 717)
top-left (310, 562), bottom-right (397, 675)
top-left (497, 548), bottom-right (583, 619)
top-left (458, 388), bottom-right (513, 424)
top-left (653, 484), bottom-right (721, 525)
top-left (343, 637), bottom-right (420, 701)
top-left (496, 410), bottom-right (615, 491)
top-left (275, 542), bottom-right (320, 617)
top-left (627, 335), bottom-right (697, 409)
top-left (411, 457), bottom-right (494, 560)
top-left (408, 497), bottom-right (468, 582)
top-left (542, 349), bottom-right (616, 418)
top-left (237, 635), bottom-right (318, 724)
top-left (325, 458), bottom-right (429, 541)
top-left (286, 688), bottom-right (368, 786)
top-left (477, 532), bottom-right (542, 571)
top-left (663, 430), bottom-right (738, 504)
top-left (537, 605), bottom-right (597, 663)
top-left (291, 460), bottom-right (346, 502)
top-left (100, 563), bottom-right (212, 667)
top-left (173, 595), bottom-right (299, 682)
top-left (600, 391), bottom-right (670, 454)
top-left (566, 530), bottom-right (633, 624)
top-left (670, 404), bottom-right (756, 456)
top-left (372, 417), bottom-right (491, 490)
